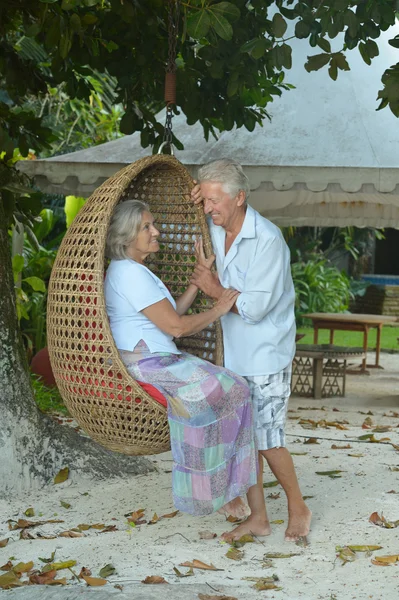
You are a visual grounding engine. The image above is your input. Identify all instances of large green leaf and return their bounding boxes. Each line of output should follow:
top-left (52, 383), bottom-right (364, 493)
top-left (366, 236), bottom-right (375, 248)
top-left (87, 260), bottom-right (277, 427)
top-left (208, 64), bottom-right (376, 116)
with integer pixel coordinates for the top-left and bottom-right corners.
top-left (272, 13), bottom-right (287, 38)
top-left (240, 38), bottom-right (267, 59)
top-left (65, 195), bottom-right (86, 228)
top-left (304, 53), bottom-right (331, 73)
top-left (211, 2), bottom-right (240, 22)
top-left (23, 276), bottom-right (46, 293)
top-left (12, 255), bottom-right (25, 276)
top-left (209, 11), bottom-right (233, 41)
top-left (186, 10), bottom-right (211, 39)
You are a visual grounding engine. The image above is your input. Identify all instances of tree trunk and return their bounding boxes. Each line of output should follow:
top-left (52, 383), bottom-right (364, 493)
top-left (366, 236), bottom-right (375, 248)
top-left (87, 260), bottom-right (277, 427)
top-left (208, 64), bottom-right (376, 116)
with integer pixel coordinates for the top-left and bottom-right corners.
top-left (0, 198), bottom-right (154, 499)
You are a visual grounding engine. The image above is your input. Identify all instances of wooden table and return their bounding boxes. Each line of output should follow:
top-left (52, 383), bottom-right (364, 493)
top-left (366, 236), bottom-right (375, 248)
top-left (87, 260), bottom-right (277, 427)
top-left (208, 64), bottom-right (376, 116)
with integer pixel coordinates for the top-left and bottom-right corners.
top-left (302, 313), bottom-right (398, 373)
top-left (293, 344), bottom-right (366, 398)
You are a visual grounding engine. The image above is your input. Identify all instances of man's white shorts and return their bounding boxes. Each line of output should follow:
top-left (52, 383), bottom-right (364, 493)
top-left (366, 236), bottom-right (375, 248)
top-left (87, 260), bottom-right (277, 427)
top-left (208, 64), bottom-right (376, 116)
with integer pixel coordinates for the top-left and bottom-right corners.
top-left (244, 364), bottom-right (292, 451)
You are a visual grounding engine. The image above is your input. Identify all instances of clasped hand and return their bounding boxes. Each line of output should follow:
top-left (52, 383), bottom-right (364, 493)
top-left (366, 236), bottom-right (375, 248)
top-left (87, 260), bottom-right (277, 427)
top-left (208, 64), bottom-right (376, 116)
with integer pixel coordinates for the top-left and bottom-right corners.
top-left (192, 237), bottom-right (222, 299)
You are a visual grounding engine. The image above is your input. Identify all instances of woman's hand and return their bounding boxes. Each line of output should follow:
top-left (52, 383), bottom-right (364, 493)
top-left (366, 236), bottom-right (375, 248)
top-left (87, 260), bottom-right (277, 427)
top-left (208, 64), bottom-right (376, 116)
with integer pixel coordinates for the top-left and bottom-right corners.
top-left (214, 288), bottom-right (240, 316)
top-left (194, 236), bottom-right (215, 269)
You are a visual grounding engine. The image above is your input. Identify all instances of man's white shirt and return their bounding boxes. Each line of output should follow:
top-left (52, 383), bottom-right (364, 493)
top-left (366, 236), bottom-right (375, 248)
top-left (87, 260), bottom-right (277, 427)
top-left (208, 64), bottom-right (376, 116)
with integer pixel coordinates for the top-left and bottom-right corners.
top-left (208, 204), bottom-right (296, 376)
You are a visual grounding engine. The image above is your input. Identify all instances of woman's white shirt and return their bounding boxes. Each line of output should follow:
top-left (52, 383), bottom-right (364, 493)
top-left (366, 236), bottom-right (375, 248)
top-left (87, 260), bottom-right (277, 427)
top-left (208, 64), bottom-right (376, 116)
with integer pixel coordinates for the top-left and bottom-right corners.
top-left (104, 259), bottom-right (180, 354)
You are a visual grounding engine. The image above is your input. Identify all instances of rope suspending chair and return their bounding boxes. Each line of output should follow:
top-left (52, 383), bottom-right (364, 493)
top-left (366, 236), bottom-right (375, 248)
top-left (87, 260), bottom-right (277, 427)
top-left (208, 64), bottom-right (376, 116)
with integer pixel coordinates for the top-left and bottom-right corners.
top-left (47, 155), bottom-right (223, 455)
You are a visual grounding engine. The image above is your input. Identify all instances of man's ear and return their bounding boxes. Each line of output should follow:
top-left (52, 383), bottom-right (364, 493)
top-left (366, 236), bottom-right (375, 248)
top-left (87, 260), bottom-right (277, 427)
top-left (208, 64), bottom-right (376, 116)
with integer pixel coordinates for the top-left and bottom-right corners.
top-left (236, 190), bottom-right (246, 207)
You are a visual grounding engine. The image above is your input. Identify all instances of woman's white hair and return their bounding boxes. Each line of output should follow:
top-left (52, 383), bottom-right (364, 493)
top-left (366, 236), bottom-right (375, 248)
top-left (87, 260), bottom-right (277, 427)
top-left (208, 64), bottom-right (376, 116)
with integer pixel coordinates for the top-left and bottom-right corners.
top-left (197, 158), bottom-right (250, 201)
top-left (106, 199), bottom-right (149, 260)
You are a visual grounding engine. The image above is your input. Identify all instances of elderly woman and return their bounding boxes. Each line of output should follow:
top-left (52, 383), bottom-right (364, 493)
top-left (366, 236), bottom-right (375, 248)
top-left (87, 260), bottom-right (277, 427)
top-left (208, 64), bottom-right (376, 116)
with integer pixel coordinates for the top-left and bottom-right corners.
top-left (104, 199), bottom-right (257, 517)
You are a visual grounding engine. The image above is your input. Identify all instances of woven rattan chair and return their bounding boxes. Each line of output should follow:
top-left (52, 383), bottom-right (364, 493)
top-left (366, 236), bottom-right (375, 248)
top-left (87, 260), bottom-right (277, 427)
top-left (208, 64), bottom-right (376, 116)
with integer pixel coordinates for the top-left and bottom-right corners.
top-left (47, 155), bottom-right (223, 456)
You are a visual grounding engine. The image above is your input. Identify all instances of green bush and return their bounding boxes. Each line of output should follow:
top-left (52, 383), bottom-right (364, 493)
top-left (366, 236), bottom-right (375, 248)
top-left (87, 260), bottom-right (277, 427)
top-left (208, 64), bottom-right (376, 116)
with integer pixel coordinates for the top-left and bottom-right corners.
top-left (291, 254), bottom-right (353, 325)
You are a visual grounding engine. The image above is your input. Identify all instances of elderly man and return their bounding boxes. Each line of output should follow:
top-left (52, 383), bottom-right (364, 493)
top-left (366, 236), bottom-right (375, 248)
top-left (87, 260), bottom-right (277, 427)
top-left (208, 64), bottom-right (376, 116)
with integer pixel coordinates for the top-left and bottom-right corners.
top-left (191, 158), bottom-right (311, 542)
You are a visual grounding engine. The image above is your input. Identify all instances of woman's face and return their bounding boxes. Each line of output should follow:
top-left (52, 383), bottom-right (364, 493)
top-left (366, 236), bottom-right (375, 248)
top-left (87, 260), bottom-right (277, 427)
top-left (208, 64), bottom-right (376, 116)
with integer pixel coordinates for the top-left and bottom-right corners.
top-left (127, 211), bottom-right (160, 262)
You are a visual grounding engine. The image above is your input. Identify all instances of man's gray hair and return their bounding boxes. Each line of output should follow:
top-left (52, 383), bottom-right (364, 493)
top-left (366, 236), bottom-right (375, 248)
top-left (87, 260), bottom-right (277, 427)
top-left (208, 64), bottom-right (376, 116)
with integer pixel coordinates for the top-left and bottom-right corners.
top-left (106, 199), bottom-right (149, 260)
top-left (197, 158), bottom-right (250, 201)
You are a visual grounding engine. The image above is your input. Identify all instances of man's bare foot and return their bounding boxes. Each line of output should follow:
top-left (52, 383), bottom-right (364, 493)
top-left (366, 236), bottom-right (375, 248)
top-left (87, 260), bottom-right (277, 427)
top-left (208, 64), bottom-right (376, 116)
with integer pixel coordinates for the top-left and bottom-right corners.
top-left (218, 497), bottom-right (250, 520)
top-left (285, 505), bottom-right (312, 541)
top-left (221, 515), bottom-right (271, 542)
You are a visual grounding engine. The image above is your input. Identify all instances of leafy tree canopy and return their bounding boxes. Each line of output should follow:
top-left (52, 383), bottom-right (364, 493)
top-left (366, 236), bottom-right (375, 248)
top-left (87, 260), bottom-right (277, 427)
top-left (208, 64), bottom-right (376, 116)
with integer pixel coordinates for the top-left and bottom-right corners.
top-left (1, 0), bottom-right (398, 224)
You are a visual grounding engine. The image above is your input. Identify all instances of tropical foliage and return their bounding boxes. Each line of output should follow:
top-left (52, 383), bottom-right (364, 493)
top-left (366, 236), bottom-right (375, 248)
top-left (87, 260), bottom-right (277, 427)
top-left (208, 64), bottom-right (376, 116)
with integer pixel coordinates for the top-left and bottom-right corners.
top-left (291, 253), bottom-right (354, 324)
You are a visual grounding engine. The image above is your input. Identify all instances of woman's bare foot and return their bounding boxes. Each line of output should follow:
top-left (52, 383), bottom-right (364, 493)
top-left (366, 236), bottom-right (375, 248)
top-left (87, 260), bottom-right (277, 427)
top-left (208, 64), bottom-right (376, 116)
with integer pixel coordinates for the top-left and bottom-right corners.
top-left (218, 497), bottom-right (250, 520)
top-left (285, 505), bottom-right (312, 541)
top-left (221, 515), bottom-right (271, 542)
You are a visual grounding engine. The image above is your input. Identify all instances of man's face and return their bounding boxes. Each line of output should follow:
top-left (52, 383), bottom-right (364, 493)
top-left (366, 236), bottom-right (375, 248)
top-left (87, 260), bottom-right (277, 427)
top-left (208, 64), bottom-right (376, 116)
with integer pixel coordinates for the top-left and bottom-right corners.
top-left (199, 181), bottom-right (237, 229)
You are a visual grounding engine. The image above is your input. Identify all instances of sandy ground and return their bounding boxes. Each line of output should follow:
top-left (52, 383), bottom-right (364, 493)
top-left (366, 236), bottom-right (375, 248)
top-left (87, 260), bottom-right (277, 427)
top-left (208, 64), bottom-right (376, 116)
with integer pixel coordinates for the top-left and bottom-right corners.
top-left (1, 352), bottom-right (399, 599)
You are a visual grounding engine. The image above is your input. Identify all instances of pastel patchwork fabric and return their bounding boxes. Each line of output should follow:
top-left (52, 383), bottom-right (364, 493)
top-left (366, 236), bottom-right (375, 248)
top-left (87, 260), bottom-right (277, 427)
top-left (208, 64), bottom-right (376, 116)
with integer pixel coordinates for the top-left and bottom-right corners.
top-left (121, 346), bottom-right (258, 516)
top-left (245, 364), bottom-right (292, 451)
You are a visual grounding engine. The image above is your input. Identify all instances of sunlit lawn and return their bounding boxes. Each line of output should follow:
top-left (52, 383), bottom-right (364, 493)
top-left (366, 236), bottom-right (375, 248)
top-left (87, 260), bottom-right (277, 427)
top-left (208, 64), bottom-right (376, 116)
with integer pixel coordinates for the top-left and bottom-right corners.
top-left (297, 325), bottom-right (399, 351)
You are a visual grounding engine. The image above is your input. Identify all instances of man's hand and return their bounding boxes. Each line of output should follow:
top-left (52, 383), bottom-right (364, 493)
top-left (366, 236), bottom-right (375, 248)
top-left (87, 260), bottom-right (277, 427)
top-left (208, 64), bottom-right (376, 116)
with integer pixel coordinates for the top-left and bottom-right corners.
top-left (191, 180), bottom-right (203, 206)
top-left (191, 264), bottom-right (223, 300)
top-left (194, 236), bottom-right (215, 269)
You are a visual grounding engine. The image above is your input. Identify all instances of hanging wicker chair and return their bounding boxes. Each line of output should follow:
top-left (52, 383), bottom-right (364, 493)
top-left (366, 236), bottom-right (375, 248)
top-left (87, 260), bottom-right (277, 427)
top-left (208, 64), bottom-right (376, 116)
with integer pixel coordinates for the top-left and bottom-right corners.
top-left (47, 155), bottom-right (223, 456)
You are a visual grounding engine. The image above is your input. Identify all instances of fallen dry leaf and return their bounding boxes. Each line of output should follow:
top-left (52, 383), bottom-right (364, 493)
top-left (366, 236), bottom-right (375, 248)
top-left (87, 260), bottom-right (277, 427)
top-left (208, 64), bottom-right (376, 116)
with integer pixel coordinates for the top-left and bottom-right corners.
top-left (19, 530), bottom-right (35, 540)
top-left (24, 508), bottom-right (34, 517)
top-left (161, 510), bottom-right (179, 519)
top-left (263, 480), bottom-right (279, 488)
top-left (126, 510), bottom-right (146, 526)
top-left (336, 546), bottom-right (357, 564)
top-left (362, 417), bottom-right (374, 429)
top-left (8, 518), bottom-right (64, 531)
top-left (316, 470), bottom-right (343, 478)
top-left (38, 551), bottom-right (56, 565)
top-left (296, 535), bottom-right (309, 548)
top-left (232, 534), bottom-right (254, 547)
top-left (226, 547), bottom-right (243, 561)
top-left (369, 512), bottom-right (399, 528)
top-left (141, 575), bottom-right (168, 584)
top-left (387, 490), bottom-right (398, 494)
top-left (267, 492), bottom-right (281, 500)
top-left (264, 552), bottom-right (300, 559)
top-left (304, 437), bottom-right (320, 444)
top-left (0, 539), bottom-right (9, 548)
top-left (77, 523), bottom-right (106, 531)
top-left (180, 560), bottom-right (223, 571)
top-left (42, 560), bottom-right (76, 573)
top-left (12, 562), bottom-right (34, 575)
top-left (331, 444), bottom-right (352, 449)
top-left (81, 575), bottom-right (107, 586)
top-left (29, 569), bottom-right (67, 585)
top-left (0, 571), bottom-right (24, 590)
top-left (198, 530), bottom-right (217, 539)
top-left (371, 555), bottom-right (399, 565)
top-left (59, 530), bottom-right (84, 538)
top-left (198, 595), bottom-right (237, 600)
top-left (243, 575), bottom-right (281, 591)
top-left (79, 567), bottom-right (92, 577)
top-left (60, 501), bottom-right (71, 509)
top-left (336, 545), bottom-right (382, 553)
top-left (173, 567), bottom-right (194, 577)
top-left (99, 564), bottom-right (115, 578)
top-left (54, 467), bottom-right (69, 485)
top-left (148, 513), bottom-right (159, 525)
top-left (348, 453), bottom-right (364, 457)
top-left (271, 519), bottom-right (284, 525)
top-left (0, 562), bottom-right (13, 572)
top-left (225, 515), bottom-right (242, 523)
top-left (98, 525), bottom-right (118, 533)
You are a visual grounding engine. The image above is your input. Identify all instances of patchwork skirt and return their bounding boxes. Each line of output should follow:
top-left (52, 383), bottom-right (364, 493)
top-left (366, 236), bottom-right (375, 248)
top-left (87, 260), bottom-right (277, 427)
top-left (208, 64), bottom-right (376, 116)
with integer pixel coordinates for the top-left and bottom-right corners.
top-left (120, 346), bottom-right (257, 516)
